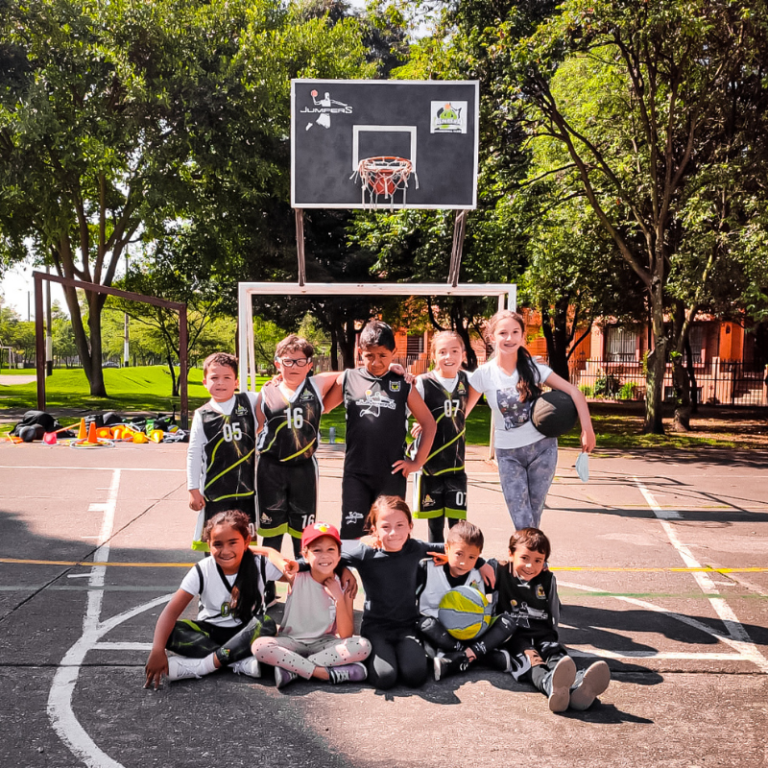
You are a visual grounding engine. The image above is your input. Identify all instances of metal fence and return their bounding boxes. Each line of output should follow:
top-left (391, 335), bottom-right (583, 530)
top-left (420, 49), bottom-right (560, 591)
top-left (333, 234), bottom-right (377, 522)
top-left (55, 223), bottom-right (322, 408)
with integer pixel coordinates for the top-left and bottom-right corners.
top-left (567, 357), bottom-right (768, 407)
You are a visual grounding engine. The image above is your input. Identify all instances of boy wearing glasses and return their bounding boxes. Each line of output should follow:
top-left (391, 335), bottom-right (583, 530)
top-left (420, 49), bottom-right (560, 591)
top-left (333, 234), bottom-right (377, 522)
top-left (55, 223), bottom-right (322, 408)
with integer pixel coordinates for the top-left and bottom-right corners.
top-left (255, 335), bottom-right (339, 558)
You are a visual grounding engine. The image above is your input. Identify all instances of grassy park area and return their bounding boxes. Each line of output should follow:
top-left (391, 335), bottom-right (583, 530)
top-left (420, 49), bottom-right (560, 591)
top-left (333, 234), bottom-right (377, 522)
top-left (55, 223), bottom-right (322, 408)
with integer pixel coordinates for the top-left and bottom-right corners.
top-left (2, 366), bottom-right (766, 448)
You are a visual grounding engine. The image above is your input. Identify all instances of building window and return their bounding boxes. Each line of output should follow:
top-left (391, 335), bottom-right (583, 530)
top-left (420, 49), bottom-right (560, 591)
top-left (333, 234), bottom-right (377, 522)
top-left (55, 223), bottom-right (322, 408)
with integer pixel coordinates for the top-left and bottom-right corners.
top-left (406, 334), bottom-right (424, 356)
top-left (606, 327), bottom-right (638, 362)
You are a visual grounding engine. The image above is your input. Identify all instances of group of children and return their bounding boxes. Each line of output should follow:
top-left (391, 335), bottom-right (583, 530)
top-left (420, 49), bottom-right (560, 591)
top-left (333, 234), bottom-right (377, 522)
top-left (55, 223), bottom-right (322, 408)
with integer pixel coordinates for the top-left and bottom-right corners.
top-left (145, 313), bottom-right (608, 713)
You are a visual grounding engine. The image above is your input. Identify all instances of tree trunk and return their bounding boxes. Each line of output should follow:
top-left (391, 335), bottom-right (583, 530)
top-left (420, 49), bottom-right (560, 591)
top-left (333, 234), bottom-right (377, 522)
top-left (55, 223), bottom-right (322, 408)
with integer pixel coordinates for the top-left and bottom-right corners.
top-left (167, 354), bottom-right (179, 397)
top-left (86, 296), bottom-right (108, 397)
top-left (341, 316), bottom-right (357, 369)
top-left (643, 278), bottom-right (666, 433)
top-left (672, 356), bottom-right (691, 431)
top-left (330, 324), bottom-right (339, 371)
top-left (540, 301), bottom-right (570, 380)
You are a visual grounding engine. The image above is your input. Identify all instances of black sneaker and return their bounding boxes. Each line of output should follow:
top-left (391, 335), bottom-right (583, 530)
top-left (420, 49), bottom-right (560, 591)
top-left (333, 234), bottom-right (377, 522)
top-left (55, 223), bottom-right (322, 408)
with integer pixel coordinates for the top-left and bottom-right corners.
top-left (487, 649), bottom-right (511, 672)
top-left (433, 652), bottom-right (470, 682)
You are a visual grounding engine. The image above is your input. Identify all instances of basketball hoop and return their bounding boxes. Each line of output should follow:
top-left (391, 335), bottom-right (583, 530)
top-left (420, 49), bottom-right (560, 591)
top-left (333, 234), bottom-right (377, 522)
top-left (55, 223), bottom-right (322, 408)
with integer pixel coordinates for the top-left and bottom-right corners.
top-left (351, 156), bottom-right (419, 207)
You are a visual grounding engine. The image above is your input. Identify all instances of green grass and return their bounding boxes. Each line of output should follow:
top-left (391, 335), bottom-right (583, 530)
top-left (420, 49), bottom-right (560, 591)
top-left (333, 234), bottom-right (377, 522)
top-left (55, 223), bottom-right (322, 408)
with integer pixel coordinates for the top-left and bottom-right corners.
top-left (1, 367), bottom-right (760, 449)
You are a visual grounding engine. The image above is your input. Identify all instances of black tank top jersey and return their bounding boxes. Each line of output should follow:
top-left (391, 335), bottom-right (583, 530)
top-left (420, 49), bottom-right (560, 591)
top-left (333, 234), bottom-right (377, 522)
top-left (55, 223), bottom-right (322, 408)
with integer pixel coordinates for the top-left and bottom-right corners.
top-left (419, 370), bottom-right (469, 476)
top-left (257, 379), bottom-right (322, 463)
top-left (343, 368), bottom-right (410, 475)
top-left (200, 392), bottom-right (256, 503)
top-left (495, 566), bottom-right (556, 641)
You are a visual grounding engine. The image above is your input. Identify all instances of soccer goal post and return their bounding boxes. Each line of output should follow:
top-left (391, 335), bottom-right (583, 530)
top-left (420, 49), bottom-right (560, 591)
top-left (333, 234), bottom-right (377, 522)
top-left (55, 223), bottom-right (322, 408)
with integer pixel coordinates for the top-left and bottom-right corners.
top-left (237, 281), bottom-right (516, 392)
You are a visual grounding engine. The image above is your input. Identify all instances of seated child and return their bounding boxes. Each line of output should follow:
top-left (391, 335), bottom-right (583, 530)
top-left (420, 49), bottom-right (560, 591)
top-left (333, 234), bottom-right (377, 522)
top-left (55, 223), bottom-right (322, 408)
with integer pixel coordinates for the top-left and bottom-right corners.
top-left (416, 520), bottom-right (516, 680)
top-left (493, 527), bottom-right (611, 712)
top-left (251, 522), bottom-right (371, 690)
top-left (144, 510), bottom-right (288, 687)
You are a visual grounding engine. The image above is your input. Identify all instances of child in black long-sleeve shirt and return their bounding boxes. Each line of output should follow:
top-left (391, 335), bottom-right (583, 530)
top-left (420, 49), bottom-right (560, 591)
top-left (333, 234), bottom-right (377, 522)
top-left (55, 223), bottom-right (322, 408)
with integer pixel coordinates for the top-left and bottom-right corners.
top-left (492, 527), bottom-right (611, 713)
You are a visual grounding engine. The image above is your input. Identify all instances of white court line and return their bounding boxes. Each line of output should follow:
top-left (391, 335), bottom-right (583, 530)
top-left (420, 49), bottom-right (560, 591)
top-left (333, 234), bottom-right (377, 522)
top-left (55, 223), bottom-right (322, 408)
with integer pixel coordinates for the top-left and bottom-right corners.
top-left (46, 469), bottom-right (129, 768)
top-left (633, 476), bottom-right (681, 519)
top-left (560, 579), bottom-right (765, 664)
top-left (633, 478), bottom-right (768, 673)
top-left (0, 465), bottom-right (184, 472)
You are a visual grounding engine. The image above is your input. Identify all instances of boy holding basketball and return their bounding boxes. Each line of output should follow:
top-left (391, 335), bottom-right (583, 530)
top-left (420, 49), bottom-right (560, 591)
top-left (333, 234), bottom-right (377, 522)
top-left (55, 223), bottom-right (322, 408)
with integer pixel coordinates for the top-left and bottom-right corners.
top-left (492, 527), bottom-right (610, 712)
top-left (416, 521), bottom-right (516, 680)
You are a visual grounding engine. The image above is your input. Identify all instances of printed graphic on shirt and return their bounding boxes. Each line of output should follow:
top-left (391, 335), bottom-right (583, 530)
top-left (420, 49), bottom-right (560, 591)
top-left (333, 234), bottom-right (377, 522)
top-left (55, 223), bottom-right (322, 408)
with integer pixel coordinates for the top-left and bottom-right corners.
top-left (496, 387), bottom-right (532, 430)
top-left (258, 379), bottom-right (322, 462)
top-left (357, 389), bottom-right (398, 418)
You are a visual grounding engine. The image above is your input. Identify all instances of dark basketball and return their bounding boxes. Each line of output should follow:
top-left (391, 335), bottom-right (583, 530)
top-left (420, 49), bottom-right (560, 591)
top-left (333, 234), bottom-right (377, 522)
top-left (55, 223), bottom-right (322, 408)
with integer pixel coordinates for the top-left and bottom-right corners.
top-left (532, 390), bottom-right (578, 438)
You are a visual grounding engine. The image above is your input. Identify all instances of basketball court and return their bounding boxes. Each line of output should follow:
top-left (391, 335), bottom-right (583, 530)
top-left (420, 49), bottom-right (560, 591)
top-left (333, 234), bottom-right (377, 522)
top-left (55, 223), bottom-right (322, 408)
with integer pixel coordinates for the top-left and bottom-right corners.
top-left (1, 441), bottom-right (766, 768)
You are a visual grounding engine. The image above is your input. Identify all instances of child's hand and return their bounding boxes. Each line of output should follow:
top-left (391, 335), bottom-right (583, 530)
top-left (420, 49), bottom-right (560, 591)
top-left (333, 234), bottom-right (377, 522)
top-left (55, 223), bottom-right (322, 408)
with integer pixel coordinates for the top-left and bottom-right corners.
top-left (323, 576), bottom-right (345, 601)
top-left (283, 559), bottom-right (299, 576)
top-left (479, 562), bottom-right (496, 589)
top-left (339, 568), bottom-right (359, 598)
top-left (188, 489), bottom-right (204, 512)
top-left (391, 457), bottom-right (420, 478)
top-left (263, 374), bottom-right (283, 389)
top-left (144, 649), bottom-right (169, 690)
top-left (581, 426), bottom-right (596, 453)
top-left (427, 551), bottom-right (449, 566)
top-left (410, 422), bottom-right (423, 439)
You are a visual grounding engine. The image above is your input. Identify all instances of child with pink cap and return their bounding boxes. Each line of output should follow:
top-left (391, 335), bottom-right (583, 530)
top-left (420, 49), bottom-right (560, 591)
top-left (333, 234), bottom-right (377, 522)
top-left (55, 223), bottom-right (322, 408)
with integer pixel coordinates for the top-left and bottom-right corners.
top-left (251, 522), bottom-right (371, 690)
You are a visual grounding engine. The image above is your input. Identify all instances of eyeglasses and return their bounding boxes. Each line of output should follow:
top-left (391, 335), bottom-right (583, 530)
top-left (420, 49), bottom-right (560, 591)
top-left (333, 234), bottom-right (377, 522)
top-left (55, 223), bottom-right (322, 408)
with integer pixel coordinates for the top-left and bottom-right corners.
top-left (278, 357), bottom-right (311, 368)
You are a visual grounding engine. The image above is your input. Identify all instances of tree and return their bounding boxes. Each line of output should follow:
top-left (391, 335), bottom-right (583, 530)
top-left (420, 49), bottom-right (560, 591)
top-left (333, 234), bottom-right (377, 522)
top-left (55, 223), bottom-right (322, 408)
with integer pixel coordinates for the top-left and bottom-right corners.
top-left (503, 0), bottom-right (768, 431)
top-left (0, 0), bottom-right (370, 396)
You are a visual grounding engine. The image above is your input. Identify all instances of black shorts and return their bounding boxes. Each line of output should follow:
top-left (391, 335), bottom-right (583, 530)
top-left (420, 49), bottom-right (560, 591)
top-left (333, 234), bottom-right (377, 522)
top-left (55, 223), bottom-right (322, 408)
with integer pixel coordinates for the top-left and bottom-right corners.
top-left (204, 496), bottom-right (256, 529)
top-left (256, 454), bottom-right (317, 540)
top-left (340, 471), bottom-right (407, 539)
top-left (413, 471), bottom-right (467, 520)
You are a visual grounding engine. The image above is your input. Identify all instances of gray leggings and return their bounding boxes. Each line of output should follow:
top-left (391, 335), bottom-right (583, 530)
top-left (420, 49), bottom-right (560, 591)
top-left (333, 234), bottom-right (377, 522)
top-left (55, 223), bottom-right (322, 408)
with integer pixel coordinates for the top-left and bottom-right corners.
top-left (496, 438), bottom-right (558, 530)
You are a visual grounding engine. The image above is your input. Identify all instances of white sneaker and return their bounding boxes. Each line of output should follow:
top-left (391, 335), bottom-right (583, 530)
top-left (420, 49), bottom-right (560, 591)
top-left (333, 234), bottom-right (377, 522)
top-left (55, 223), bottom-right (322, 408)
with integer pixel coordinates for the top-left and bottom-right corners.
top-left (547, 656), bottom-right (577, 713)
top-left (231, 657), bottom-right (262, 678)
top-left (167, 656), bottom-right (205, 681)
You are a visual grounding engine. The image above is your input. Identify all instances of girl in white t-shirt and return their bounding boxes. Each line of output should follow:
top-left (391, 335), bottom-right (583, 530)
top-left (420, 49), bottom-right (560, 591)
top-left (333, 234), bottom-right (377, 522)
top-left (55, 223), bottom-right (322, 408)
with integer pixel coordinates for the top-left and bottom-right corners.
top-left (144, 510), bottom-right (289, 688)
top-left (466, 311), bottom-right (595, 530)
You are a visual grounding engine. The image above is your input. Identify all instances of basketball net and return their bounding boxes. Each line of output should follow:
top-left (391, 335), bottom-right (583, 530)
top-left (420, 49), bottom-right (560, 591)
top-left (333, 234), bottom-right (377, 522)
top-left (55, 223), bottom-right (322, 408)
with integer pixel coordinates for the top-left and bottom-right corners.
top-left (351, 156), bottom-right (419, 208)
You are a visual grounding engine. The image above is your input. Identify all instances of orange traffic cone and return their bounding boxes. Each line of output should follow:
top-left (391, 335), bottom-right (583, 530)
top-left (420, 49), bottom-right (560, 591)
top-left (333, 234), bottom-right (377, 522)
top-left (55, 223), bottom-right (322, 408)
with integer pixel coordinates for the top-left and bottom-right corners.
top-left (86, 421), bottom-right (99, 444)
top-left (77, 419), bottom-right (87, 440)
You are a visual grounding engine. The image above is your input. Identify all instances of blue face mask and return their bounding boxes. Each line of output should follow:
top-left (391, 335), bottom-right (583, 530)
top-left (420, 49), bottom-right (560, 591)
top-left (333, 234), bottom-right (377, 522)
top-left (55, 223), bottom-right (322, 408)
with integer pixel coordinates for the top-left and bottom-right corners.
top-left (575, 452), bottom-right (589, 483)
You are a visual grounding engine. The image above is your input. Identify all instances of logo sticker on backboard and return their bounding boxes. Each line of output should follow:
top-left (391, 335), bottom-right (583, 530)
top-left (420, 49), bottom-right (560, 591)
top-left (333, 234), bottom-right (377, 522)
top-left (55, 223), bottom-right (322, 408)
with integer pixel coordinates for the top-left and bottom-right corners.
top-left (301, 89), bottom-right (353, 131)
top-left (431, 101), bottom-right (467, 134)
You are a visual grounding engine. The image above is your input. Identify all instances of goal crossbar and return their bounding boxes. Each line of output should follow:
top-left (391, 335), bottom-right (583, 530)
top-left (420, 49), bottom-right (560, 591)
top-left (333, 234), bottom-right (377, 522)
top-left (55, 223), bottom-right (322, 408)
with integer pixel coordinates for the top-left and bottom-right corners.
top-left (237, 281), bottom-right (516, 392)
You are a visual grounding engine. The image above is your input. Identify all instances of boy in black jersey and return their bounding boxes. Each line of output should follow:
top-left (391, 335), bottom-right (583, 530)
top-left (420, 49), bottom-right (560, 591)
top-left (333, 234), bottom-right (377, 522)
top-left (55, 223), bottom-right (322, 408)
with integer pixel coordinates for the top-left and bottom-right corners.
top-left (255, 335), bottom-right (339, 557)
top-left (493, 528), bottom-right (611, 712)
top-left (187, 353), bottom-right (258, 549)
top-left (412, 331), bottom-right (477, 543)
top-left (336, 320), bottom-right (436, 539)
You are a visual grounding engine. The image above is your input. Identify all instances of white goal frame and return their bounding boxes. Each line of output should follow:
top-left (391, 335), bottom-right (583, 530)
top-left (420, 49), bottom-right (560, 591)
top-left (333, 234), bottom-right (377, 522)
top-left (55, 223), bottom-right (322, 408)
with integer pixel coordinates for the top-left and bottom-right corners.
top-left (237, 282), bottom-right (516, 393)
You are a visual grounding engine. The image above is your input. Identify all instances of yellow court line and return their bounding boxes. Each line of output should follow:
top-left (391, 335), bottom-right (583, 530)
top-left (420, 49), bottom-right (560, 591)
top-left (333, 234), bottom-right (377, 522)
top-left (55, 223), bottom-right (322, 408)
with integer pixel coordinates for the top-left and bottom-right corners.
top-left (1, 557), bottom-right (767, 573)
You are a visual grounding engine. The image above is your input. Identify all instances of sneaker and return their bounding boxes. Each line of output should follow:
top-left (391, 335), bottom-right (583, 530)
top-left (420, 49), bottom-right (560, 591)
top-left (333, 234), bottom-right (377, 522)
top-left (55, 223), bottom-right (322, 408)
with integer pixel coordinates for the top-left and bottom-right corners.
top-left (569, 660), bottom-right (610, 711)
top-left (167, 656), bottom-right (205, 682)
top-left (327, 663), bottom-right (368, 685)
top-left (488, 649), bottom-right (511, 672)
top-left (547, 656), bottom-right (577, 713)
top-left (230, 657), bottom-right (262, 678)
top-left (274, 667), bottom-right (298, 690)
top-left (433, 651), bottom-right (470, 682)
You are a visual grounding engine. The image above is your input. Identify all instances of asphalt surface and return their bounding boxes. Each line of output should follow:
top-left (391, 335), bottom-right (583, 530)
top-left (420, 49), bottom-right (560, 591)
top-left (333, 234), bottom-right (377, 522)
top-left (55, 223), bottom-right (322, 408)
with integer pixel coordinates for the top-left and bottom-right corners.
top-left (0, 441), bottom-right (767, 768)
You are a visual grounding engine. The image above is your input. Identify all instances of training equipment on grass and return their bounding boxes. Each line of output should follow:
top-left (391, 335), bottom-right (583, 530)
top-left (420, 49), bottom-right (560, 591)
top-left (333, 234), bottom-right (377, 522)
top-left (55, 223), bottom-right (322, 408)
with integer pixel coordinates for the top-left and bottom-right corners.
top-left (438, 585), bottom-right (493, 640)
top-left (531, 390), bottom-right (578, 438)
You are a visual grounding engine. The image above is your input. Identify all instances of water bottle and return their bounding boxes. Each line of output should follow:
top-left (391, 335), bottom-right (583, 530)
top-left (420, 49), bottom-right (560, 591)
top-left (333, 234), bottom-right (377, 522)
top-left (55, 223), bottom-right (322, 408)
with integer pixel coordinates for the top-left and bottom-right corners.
top-left (329, 427), bottom-right (336, 444)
